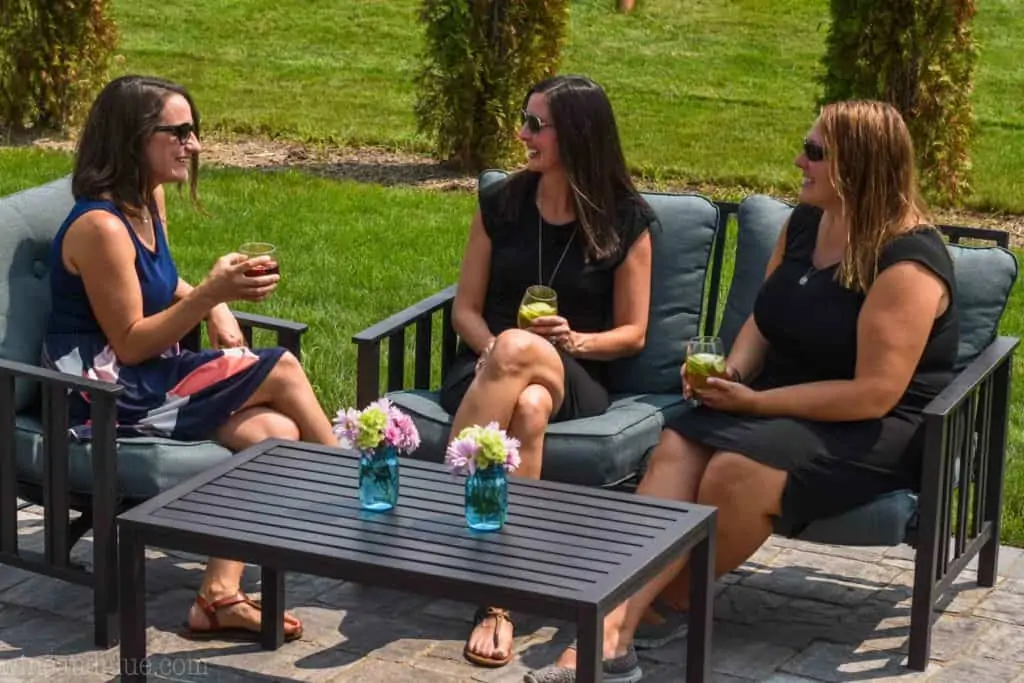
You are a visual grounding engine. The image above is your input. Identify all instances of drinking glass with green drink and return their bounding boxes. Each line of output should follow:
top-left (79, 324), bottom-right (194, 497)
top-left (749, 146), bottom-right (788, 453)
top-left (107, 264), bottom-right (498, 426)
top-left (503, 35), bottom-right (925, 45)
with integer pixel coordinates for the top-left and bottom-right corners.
top-left (517, 285), bottom-right (558, 330)
top-left (684, 336), bottom-right (727, 401)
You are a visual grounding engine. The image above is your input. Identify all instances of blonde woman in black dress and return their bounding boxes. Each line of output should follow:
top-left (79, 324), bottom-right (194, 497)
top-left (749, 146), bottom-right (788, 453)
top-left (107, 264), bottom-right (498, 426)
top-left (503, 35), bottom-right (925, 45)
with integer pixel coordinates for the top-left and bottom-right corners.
top-left (526, 100), bottom-right (958, 682)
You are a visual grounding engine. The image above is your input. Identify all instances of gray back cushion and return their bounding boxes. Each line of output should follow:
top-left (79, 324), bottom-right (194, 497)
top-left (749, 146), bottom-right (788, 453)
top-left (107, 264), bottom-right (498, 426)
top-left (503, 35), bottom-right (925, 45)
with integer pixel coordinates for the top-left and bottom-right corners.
top-left (718, 195), bottom-right (792, 351)
top-left (721, 194), bottom-right (1018, 370)
top-left (947, 244), bottom-right (1018, 369)
top-left (0, 177), bottom-right (74, 411)
top-left (476, 171), bottom-right (719, 395)
top-left (607, 191), bottom-right (718, 393)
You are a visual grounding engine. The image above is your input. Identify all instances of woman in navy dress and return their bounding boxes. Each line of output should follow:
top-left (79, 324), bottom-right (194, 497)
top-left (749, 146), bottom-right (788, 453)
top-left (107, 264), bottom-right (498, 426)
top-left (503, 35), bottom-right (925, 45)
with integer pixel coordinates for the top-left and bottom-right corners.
top-left (526, 101), bottom-right (958, 682)
top-left (44, 75), bottom-right (338, 642)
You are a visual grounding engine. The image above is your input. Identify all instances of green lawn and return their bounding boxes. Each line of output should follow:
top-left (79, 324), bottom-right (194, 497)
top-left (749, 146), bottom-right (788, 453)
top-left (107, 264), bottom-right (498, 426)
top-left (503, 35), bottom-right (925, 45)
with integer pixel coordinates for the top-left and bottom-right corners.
top-left (3, 147), bottom-right (1024, 544)
top-left (108, 0), bottom-right (1024, 212)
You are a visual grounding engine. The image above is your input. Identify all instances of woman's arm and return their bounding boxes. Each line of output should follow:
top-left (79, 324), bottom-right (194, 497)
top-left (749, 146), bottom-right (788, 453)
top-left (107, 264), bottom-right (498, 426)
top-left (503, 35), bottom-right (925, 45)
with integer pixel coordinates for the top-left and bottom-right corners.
top-left (64, 213), bottom-right (273, 365)
top-left (561, 230), bottom-right (652, 360)
top-left (748, 261), bottom-right (948, 421)
top-left (451, 209), bottom-right (497, 356)
top-left (156, 187), bottom-right (242, 347)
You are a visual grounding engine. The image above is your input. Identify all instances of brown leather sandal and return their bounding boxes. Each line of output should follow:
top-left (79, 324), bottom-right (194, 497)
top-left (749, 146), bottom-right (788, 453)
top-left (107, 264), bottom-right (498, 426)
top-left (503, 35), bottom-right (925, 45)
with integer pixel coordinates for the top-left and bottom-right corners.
top-left (182, 591), bottom-right (303, 642)
top-left (463, 606), bottom-right (515, 667)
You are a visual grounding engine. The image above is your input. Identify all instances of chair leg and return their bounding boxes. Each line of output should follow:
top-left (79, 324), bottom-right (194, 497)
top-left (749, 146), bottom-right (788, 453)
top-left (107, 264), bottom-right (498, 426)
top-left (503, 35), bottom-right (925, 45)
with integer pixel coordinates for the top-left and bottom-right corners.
top-left (908, 513), bottom-right (939, 671)
top-left (907, 586), bottom-right (932, 671)
top-left (92, 513), bottom-right (120, 648)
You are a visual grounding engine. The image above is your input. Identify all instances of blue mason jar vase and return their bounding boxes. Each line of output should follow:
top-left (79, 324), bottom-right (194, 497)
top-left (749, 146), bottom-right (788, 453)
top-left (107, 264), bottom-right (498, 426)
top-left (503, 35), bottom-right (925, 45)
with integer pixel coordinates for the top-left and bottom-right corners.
top-left (358, 445), bottom-right (399, 511)
top-left (465, 464), bottom-right (508, 531)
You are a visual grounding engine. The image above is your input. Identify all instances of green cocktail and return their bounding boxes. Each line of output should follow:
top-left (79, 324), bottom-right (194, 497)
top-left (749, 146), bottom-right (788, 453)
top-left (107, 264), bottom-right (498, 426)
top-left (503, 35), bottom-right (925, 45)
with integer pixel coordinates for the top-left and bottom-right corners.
top-left (517, 285), bottom-right (558, 329)
top-left (518, 301), bottom-right (558, 329)
top-left (684, 352), bottom-right (727, 391)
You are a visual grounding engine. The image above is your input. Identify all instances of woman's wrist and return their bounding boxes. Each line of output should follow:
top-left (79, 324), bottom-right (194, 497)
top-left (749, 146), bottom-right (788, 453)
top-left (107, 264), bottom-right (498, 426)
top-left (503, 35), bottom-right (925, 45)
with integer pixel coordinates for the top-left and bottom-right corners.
top-left (480, 336), bottom-right (496, 356)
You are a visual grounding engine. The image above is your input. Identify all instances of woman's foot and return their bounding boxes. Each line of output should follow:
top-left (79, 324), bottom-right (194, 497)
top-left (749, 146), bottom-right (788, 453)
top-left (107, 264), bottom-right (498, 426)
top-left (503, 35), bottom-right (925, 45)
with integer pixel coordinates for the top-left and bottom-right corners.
top-left (184, 591), bottom-right (303, 641)
top-left (633, 601), bottom-right (689, 650)
top-left (526, 642), bottom-right (642, 683)
top-left (464, 606), bottom-right (515, 667)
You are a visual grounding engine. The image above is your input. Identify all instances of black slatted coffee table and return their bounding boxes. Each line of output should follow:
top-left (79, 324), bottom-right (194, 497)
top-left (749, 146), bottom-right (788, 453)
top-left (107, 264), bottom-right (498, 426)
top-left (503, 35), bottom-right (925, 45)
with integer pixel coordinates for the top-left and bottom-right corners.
top-left (118, 439), bottom-right (716, 682)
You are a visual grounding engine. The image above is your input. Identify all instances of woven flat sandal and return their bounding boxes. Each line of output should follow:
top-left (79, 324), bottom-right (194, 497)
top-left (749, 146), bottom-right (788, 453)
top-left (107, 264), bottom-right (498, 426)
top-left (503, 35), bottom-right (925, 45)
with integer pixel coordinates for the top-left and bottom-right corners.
top-left (522, 644), bottom-right (642, 683)
top-left (464, 606), bottom-right (515, 667)
top-left (633, 598), bottom-right (689, 650)
top-left (182, 591), bottom-right (303, 642)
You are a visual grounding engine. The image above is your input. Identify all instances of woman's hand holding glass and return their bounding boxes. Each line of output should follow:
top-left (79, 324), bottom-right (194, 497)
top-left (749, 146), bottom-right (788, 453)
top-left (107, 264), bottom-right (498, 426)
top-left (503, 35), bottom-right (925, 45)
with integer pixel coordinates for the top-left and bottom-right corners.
top-left (200, 252), bottom-right (280, 305)
top-left (518, 284), bottom-right (572, 348)
top-left (682, 335), bottom-right (759, 412)
top-left (529, 314), bottom-right (574, 349)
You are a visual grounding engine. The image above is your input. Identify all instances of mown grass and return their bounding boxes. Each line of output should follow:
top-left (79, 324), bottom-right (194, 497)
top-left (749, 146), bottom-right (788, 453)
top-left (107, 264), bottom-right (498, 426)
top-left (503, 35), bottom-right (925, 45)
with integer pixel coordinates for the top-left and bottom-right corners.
top-left (108, 0), bottom-right (1024, 212)
top-left (3, 147), bottom-right (1024, 543)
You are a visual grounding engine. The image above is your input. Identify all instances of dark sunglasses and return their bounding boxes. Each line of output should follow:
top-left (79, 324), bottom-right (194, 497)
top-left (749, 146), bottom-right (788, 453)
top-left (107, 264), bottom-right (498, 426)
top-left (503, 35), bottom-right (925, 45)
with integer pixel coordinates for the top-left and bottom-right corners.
top-left (521, 110), bottom-right (553, 134)
top-left (803, 139), bottom-right (826, 162)
top-left (153, 122), bottom-right (198, 145)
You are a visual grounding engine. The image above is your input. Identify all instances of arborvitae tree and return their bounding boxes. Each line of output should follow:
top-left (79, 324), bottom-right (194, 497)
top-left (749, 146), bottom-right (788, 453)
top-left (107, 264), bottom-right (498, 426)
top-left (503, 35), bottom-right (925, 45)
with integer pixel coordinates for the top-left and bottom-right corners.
top-left (820, 0), bottom-right (977, 204)
top-left (415, 0), bottom-right (570, 171)
top-left (0, 0), bottom-right (119, 132)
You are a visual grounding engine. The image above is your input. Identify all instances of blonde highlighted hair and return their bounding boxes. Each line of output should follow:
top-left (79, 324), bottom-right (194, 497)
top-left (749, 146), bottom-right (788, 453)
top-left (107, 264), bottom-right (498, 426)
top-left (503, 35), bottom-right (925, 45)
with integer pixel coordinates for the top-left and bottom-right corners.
top-left (818, 100), bottom-right (930, 293)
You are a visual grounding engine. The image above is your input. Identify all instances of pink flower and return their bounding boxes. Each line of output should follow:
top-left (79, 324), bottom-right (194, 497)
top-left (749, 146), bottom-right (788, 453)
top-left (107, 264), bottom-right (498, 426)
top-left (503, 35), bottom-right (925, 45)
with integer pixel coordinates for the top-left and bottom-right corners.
top-left (331, 401), bottom-right (420, 455)
top-left (445, 423), bottom-right (520, 475)
top-left (445, 437), bottom-right (480, 475)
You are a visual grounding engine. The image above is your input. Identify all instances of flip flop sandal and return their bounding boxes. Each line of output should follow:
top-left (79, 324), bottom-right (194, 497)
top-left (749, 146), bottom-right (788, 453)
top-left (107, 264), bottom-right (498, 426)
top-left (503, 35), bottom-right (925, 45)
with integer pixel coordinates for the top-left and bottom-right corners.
top-left (464, 606), bottom-right (515, 668)
top-left (523, 644), bottom-right (642, 683)
top-left (181, 591), bottom-right (303, 642)
top-left (633, 598), bottom-right (689, 650)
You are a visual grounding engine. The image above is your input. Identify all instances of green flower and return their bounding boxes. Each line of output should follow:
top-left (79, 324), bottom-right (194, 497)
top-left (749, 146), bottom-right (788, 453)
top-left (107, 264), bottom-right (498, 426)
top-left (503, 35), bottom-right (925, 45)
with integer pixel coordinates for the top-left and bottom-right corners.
top-left (474, 428), bottom-right (507, 469)
top-left (356, 406), bottom-right (387, 449)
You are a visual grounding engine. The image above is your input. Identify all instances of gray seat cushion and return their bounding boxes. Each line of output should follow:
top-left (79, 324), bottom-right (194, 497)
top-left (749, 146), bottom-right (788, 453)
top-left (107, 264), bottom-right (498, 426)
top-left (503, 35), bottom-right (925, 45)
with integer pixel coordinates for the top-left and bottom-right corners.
top-left (775, 489), bottom-right (918, 546)
top-left (477, 170), bottom-right (720, 395)
top-left (387, 389), bottom-right (687, 488)
top-left (15, 414), bottom-right (234, 500)
top-left (0, 176), bottom-right (74, 410)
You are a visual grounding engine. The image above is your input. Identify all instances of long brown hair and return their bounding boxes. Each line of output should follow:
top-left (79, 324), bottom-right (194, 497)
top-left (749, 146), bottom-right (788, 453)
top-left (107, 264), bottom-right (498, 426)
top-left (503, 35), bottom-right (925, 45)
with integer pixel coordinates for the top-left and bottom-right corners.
top-left (818, 100), bottom-right (929, 293)
top-left (509, 75), bottom-right (642, 262)
top-left (72, 75), bottom-right (201, 218)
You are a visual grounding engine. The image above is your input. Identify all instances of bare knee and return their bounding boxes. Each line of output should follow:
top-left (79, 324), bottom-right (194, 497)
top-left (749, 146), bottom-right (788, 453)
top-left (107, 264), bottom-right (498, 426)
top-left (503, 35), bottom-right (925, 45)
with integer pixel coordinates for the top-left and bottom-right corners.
top-left (260, 411), bottom-right (301, 441)
top-left (218, 409), bottom-right (300, 451)
top-left (263, 350), bottom-right (307, 390)
top-left (511, 385), bottom-right (554, 438)
top-left (698, 451), bottom-right (784, 513)
top-left (486, 330), bottom-right (561, 381)
top-left (273, 350), bottom-right (302, 378)
top-left (649, 429), bottom-right (711, 469)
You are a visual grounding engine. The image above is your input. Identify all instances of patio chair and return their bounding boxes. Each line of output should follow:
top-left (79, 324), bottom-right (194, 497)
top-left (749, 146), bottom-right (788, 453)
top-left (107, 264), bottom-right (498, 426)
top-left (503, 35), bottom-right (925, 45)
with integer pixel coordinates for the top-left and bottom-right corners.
top-left (0, 176), bottom-right (308, 648)
top-left (352, 170), bottom-right (1019, 670)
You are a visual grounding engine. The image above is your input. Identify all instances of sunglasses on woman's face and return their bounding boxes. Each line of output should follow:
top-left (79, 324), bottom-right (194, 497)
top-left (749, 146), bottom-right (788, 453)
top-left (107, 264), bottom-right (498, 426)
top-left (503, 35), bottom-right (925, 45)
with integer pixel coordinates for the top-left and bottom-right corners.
top-left (803, 139), bottom-right (826, 162)
top-left (154, 122), bottom-right (197, 145)
top-left (521, 110), bottom-right (553, 135)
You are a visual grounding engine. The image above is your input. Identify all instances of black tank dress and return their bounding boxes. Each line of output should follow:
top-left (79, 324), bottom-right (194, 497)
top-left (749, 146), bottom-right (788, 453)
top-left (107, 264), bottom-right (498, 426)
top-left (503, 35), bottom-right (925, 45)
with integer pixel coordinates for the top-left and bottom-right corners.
top-left (440, 172), bottom-right (656, 421)
top-left (664, 204), bottom-right (959, 532)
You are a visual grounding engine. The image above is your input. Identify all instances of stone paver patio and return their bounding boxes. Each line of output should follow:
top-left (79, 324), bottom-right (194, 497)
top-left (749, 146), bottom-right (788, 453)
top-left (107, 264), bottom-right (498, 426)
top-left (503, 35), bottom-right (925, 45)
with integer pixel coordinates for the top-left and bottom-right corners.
top-left (3, 505), bottom-right (1024, 682)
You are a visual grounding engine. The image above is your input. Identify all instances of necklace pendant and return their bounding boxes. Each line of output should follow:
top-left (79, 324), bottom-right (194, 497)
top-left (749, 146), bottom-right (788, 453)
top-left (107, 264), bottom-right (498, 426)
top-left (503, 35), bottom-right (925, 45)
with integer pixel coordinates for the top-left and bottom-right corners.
top-left (798, 274), bottom-right (809, 286)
